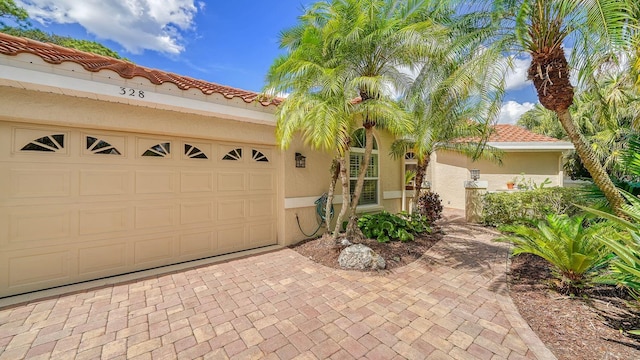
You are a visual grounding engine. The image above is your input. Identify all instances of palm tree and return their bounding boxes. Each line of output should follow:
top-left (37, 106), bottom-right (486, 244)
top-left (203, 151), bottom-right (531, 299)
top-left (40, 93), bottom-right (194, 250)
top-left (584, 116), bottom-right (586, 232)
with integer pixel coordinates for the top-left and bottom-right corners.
top-left (265, 0), bottom-right (446, 239)
top-left (467, 0), bottom-right (639, 216)
top-left (391, 17), bottom-right (510, 209)
top-left (517, 104), bottom-right (564, 139)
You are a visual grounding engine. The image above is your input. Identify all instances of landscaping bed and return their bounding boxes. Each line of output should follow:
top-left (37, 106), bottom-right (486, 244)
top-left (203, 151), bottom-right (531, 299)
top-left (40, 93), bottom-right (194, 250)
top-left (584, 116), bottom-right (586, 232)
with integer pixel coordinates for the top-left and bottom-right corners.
top-left (288, 230), bottom-right (442, 271)
top-left (509, 253), bottom-right (640, 360)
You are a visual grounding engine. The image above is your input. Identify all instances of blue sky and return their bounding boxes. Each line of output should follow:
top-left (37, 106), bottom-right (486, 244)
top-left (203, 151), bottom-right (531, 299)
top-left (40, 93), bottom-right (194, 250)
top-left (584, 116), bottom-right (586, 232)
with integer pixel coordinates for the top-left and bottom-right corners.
top-left (13, 0), bottom-right (538, 123)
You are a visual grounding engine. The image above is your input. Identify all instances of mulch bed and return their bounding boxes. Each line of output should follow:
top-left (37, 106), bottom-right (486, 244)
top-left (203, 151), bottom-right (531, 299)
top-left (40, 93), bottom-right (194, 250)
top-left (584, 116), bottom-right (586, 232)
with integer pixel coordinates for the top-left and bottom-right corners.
top-left (508, 253), bottom-right (640, 360)
top-left (288, 230), bottom-right (443, 271)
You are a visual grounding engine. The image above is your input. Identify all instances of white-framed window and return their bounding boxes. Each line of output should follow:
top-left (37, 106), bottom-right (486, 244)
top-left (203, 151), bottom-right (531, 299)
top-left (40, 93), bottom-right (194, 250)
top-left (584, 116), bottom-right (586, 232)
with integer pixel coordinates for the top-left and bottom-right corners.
top-left (349, 128), bottom-right (379, 206)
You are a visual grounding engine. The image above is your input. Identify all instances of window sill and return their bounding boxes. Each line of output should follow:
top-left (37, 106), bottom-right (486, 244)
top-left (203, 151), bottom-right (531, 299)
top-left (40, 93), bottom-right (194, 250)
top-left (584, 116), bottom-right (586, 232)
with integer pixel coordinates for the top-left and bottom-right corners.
top-left (354, 205), bottom-right (384, 214)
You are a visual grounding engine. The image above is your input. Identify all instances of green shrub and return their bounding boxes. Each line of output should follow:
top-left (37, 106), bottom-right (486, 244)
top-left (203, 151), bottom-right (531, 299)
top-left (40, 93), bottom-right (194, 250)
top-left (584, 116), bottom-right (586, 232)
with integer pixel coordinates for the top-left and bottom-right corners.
top-left (482, 187), bottom-right (591, 227)
top-left (496, 214), bottom-right (612, 292)
top-left (357, 211), bottom-right (430, 243)
top-left (416, 191), bottom-right (443, 223)
top-left (584, 193), bottom-right (640, 304)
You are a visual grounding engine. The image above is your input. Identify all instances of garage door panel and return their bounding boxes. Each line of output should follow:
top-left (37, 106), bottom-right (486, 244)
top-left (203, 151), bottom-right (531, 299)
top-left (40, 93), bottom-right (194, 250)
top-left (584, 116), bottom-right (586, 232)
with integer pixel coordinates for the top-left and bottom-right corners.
top-left (9, 168), bottom-right (71, 198)
top-left (135, 170), bottom-right (176, 194)
top-left (180, 202), bottom-right (213, 225)
top-left (179, 231), bottom-right (214, 258)
top-left (249, 197), bottom-right (275, 218)
top-left (249, 222), bottom-right (276, 247)
top-left (7, 249), bottom-right (71, 288)
top-left (80, 170), bottom-right (130, 196)
top-left (180, 171), bottom-right (213, 193)
top-left (249, 172), bottom-right (275, 192)
top-left (135, 204), bottom-right (176, 229)
top-left (13, 127), bottom-right (69, 156)
top-left (216, 226), bottom-right (246, 253)
top-left (78, 243), bottom-right (127, 276)
top-left (8, 209), bottom-right (72, 244)
top-left (134, 236), bottom-right (174, 266)
top-left (217, 172), bottom-right (246, 192)
top-left (79, 207), bottom-right (129, 235)
top-left (217, 199), bottom-right (245, 221)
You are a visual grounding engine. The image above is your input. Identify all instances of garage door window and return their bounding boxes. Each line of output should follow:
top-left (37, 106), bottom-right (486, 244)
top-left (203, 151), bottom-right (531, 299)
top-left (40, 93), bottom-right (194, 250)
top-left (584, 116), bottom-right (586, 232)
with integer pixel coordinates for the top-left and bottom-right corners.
top-left (252, 149), bottom-right (269, 162)
top-left (223, 148), bottom-right (242, 161)
top-left (21, 134), bottom-right (65, 152)
top-left (349, 129), bottom-right (379, 206)
top-left (143, 142), bottom-right (171, 157)
top-left (86, 136), bottom-right (121, 155)
top-left (184, 144), bottom-right (208, 159)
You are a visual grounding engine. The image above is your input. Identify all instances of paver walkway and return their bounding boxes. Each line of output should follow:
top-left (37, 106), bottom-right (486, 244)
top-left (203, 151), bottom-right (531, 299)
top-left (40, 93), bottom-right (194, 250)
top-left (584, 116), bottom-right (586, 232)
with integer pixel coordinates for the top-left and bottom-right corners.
top-left (0, 211), bottom-right (556, 359)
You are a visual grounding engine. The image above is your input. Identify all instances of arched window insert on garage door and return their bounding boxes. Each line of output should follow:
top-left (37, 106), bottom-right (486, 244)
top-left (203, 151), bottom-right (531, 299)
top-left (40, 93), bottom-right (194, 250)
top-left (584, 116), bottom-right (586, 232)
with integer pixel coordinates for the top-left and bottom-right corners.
top-left (252, 149), bottom-right (269, 162)
top-left (184, 144), bottom-right (208, 159)
top-left (21, 134), bottom-right (65, 152)
top-left (142, 142), bottom-right (170, 157)
top-left (349, 129), bottom-right (379, 206)
top-left (86, 136), bottom-right (121, 155)
top-left (222, 148), bottom-right (242, 161)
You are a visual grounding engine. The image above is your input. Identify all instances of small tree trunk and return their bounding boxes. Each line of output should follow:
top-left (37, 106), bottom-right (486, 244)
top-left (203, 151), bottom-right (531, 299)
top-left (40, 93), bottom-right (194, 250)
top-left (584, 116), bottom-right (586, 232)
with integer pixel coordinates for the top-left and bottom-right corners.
top-left (556, 109), bottom-right (625, 216)
top-left (344, 127), bottom-right (374, 240)
top-left (332, 156), bottom-right (351, 240)
top-left (325, 158), bottom-right (340, 230)
top-left (345, 215), bottom-right (364, 242)
top-left (411, 157), bottom-right (430, 212)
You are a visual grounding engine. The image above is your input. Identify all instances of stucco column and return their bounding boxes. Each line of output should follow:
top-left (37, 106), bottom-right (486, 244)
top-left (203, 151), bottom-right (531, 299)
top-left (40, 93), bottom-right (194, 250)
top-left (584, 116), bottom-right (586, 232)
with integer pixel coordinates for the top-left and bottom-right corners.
top-left (464, 180), bottom-right (488, 223)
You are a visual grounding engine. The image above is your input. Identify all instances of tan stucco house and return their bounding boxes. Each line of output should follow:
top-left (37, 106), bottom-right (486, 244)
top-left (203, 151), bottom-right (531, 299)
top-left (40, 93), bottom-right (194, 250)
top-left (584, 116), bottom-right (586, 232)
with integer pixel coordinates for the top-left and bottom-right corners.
top-left (411, 125), bottom-right (574, 210)
top-left (0, 33), bottom-right (572, 298)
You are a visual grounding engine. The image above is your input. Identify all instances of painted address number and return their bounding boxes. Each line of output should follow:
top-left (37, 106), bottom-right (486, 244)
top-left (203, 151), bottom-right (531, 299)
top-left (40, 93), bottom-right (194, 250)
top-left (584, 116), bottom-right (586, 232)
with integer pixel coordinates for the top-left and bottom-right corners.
top-left (119, 87), bottom-right (145, 98)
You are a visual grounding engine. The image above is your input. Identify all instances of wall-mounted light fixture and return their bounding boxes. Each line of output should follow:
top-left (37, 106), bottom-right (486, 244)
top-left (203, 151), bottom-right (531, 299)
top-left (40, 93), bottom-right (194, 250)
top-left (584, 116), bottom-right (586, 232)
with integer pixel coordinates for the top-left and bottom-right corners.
top-left (470, 169), bottom-right (480, 181)
top-left (295, 152), bottom-right (306, 168)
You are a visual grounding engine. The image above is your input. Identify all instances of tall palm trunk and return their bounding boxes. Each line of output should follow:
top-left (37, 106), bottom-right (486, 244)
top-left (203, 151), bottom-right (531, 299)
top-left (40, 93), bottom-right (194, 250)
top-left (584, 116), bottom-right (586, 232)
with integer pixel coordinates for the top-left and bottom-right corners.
top-left (411, 157), bottom-right (430, 212)
top-left (556, 110), bottom-right (625, 215)
top-left (529, 47), bottom-right (625, 216)
top-left (332, 156), bottom-right (351, 240)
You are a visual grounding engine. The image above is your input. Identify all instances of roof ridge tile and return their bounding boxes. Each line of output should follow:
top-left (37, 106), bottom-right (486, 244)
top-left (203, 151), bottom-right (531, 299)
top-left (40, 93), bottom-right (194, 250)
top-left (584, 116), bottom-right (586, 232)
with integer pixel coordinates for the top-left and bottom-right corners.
top-left (0, 31), bottom-right (280, 106)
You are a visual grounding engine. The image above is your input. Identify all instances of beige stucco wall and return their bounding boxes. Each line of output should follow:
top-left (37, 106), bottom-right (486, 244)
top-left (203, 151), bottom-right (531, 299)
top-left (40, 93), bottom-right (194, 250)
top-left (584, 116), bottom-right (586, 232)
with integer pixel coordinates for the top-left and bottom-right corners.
top-left (429, 150), bottom-right (565, 210)
top-left (0, 86), bottom-right (277, 145)
top-left (282, 128), bottom-right (403, 245)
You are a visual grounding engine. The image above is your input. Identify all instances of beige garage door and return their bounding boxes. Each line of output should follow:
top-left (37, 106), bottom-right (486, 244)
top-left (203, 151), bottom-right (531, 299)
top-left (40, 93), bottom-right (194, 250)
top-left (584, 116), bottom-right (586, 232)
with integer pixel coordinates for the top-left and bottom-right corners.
top-left (0, 121), bottom-right (278, 297)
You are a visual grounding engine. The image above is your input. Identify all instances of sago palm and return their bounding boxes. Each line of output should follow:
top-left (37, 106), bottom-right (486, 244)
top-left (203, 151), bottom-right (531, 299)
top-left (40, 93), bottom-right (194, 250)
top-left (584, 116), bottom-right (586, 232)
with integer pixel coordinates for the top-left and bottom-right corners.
top-left (496, 214), bottom-right (611, 292)
top-left (582, 192), bottom-right (640, 301)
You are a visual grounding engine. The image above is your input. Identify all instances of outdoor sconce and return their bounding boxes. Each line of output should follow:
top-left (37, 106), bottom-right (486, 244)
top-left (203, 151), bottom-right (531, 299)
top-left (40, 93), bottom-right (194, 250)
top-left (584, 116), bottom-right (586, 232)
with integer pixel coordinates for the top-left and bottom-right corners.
top-left (470, 169), bottom-right (480, 181)
top-left (295, 152), bottom-right (306, 168)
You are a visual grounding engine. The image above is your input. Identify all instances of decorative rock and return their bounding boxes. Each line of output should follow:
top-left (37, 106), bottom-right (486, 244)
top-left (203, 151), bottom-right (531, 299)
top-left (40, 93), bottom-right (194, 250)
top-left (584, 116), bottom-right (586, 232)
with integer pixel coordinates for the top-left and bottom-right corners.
top-left (338, 244), bottom-right (386, 270)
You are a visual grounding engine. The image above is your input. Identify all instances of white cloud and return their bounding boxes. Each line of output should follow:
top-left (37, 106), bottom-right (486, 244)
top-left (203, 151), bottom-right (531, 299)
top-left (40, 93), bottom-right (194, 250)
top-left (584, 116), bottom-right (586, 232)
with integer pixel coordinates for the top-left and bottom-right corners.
top-left (17, 0), bottom-right (200, 54)
top-left (498, 101), bottom-right (535, 124)
top-left (503, 55), bottom-right (531, 91)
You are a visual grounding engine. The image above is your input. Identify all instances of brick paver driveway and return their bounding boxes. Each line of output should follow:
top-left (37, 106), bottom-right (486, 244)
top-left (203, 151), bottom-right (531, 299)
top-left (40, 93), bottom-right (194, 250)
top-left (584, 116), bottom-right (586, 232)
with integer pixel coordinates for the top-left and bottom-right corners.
top-left (0, 211), bottom-right (555, 359)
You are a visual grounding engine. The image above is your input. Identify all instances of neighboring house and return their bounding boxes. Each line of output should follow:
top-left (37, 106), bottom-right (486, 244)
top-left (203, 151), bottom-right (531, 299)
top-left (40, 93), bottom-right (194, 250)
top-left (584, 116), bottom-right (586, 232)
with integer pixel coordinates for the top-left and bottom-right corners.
top-left (404, 125), bottom-right (574, 210)
top-left (0, 33), bottom-right (572, 297)
top-left (0, 33), bottom-right (404, 297)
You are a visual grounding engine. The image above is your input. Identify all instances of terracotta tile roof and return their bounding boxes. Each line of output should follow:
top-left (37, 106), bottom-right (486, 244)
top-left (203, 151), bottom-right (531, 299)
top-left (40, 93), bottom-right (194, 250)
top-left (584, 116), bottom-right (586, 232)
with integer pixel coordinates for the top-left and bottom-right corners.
top-left (487, 124), bottom-right (561, 142)
top-left (0, 32), bottom-right (280, 106)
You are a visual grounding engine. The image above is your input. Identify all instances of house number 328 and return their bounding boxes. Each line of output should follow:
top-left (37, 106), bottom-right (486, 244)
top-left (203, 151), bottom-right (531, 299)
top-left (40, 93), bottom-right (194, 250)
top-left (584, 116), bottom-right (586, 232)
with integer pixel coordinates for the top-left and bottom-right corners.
top-left (119, 87), bottom-right (145, 98)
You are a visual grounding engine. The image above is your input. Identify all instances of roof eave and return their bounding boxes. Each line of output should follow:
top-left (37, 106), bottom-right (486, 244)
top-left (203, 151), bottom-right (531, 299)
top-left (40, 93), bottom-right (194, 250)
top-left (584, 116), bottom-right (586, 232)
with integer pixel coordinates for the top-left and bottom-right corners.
top-left (488, 141), bottom-right (575, 151)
